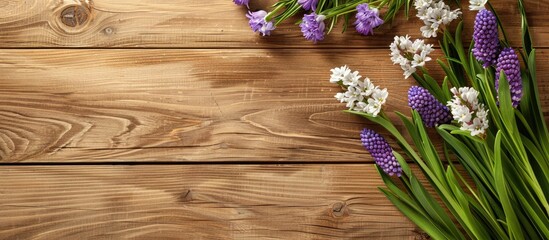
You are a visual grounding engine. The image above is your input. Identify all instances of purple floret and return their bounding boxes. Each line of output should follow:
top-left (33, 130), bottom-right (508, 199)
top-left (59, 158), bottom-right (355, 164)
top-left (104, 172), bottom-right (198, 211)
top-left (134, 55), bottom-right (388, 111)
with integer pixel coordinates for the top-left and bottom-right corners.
top-left (361, 129), bottom-right (402, 177)
top-left (233, 0), bottom-right (250, 7)
top-left (354, 4), bottom-right (384, 36)
top-left (472, 9), bottom-right (500, 68)
top-left (408, 86), bottom-right (452, 127)
top-left (298, 0), bottom-right (319, 11)
top-left (496, 48), bottom-right (523, 107)
top-left (246, 10), bottom-right (276, 36)
top-left (300, 13), bottom-right (326, 43)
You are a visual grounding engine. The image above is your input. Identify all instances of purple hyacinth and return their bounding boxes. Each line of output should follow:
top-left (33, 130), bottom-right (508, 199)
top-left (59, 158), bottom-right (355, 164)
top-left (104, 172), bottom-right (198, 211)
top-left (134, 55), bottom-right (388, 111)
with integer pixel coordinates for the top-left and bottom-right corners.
top-left (473, 9), bottom-right (500, 68)
top-left (300, 13), bottom-right (326, 43)
top-left (361, 129), bottom-right (402, 177)
top-left (408, 86), bottom-right (453, 127)
top-left (233, 0), bottom-right (249, 7)
top-left (354, 4), bottom-right (384, 36)
top-left (246, 10), bottom-right (276, 36)
top-left (298, 0), bottom-right (318, 11)
top-left (496, 48), bottom-right (523, 107)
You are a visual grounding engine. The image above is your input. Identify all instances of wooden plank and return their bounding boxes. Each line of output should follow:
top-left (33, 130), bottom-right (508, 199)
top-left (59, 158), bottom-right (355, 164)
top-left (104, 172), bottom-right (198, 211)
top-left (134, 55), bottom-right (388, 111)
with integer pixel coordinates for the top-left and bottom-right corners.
top-left (0, 0), bottom-right (547, 48)
top-left (1, 49), bottom-right (547, 162)
top-left (0, 164), bottom-right (427, 239)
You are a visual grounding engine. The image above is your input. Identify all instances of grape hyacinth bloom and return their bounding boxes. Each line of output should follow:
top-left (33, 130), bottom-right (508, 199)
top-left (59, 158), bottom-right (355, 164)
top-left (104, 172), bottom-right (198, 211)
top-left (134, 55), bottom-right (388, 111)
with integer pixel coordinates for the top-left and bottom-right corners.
top-left (233, 0), bottom-right (249, 7)
top-left (473, 9), bottom-right (500, 68)
top-left (496, 48), bottom-right (523, 107)
top-left (298, 0), bottom-right (318, 11)
top-left (408, 86), bottom-right (452, 127)
top-left (246, 10), bottom-right (276, 36)
top-left (447, 87), bottom-right (489, 137)
top-left (300, 13), bottom-right (326, 43)
top-left (361, 129), bottom-right (402, 177)
top-left (354, 4), bottom-right (384, 36)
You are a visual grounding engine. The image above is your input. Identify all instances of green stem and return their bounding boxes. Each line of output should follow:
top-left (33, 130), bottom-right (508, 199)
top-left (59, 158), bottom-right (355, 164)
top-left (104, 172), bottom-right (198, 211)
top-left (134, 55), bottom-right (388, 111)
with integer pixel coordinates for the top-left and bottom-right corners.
top-left (265, 3), bottom-right (288, 22)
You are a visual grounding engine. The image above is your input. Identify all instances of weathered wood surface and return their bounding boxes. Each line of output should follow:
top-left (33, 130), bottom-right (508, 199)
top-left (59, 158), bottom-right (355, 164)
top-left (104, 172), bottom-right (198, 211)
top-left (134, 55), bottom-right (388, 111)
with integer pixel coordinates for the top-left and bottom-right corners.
top-left (0, 0), bottom-right (548, 48)
top-left (1, 0), bottom-right (547, 239)
top-left (0, 49), bottom-right (547, 162)
top-left (0, 164), bottom-right (426, 239)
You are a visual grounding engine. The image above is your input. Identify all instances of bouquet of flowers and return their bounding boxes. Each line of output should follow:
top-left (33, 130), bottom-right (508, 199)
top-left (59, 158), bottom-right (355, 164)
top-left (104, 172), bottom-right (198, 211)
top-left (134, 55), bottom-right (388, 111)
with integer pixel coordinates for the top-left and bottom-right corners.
top-left (330, 0), bottom-right (549, 238)
top-left (233, 0), bottom-right (461, 42)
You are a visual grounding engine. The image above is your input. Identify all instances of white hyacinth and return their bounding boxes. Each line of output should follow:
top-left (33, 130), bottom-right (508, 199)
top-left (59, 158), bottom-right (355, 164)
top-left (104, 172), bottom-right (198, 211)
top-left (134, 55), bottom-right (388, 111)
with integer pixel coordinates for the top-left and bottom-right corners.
top-left (390, 35), bottom-right (434, 79)
top-left (330, 65), bottom-right (351, 83)
top-left (469, 0), bottom-right (487, 11)
top-left (415, 0), bottom-right (461, 38)
top-left (447, 87), bottom-right (489, 137)
top-left (331, 66), bottom-right (388, 117)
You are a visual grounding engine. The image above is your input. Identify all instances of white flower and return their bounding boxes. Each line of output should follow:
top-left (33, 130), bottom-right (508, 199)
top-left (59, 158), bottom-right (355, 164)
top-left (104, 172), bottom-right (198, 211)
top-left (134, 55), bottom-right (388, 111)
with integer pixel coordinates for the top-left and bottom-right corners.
top-left (447, 87), bottom-right (489, 137)
top-left (414, 0), bottom-right (434, 10)
top-left (469, 0), bottom-right (487, 11)
top-left (342, 70), bottom-right (362, 87)
top-left (331, 67), bottom-right (388, 117)
top-left (415, 0), bottom-right (461, 38)
top-left (330, 65), bottom-right (351, 83)
top-left (451, 105), bottom-right (472, 123)
top-left (390, 35), bottom-right (434, 79)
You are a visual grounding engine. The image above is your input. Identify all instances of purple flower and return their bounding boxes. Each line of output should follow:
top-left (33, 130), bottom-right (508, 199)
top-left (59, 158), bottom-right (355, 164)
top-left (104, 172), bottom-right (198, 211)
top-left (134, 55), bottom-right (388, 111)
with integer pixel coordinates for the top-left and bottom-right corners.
top-left (361, 129), bottom-right (402, 177)
top-left (246, 10), bottom-right (276, 36)
top-left (496, 48), bottom-right (523, 107)
top-left (354, 4), bottom-right (384, 36)
top-left (472, 9), bottom-right (500, 68)
top-left (233, 0), bottom-right (249, 7)
top-left (408, 86), bottom-right (452, 127)
top-left (298, 0), bottom-right (318, 11)
top-left (300, 13), bottom-right (326, 43)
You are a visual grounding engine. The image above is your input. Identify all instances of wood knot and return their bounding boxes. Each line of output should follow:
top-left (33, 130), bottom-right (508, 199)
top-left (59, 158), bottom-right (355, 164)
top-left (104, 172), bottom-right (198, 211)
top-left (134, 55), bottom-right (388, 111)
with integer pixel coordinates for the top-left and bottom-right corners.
top-left (60, 5), bottom-right (89, 27)
top-left (54, 0), bottom-right (93, 32)
top-left (178, 189), bottom-right (193, 202)
top-left (331, 202), bottom-right (347, 217)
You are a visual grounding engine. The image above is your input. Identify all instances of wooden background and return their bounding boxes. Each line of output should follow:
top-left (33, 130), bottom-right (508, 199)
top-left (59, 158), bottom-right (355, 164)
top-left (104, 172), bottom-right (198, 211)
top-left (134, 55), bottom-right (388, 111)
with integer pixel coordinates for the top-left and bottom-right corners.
top-left (0, 0), bottom-right (547, 239)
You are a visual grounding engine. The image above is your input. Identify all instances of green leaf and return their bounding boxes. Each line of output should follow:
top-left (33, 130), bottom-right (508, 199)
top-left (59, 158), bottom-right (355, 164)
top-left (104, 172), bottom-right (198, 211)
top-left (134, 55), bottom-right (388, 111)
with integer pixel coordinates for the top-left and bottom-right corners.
top-left (379, 188), bottom-right (454, 240)
top-left (449, 130), bottom-right (485, 144)
top-left (517, 0), bottom-right (533, 55)
top-left (438, 59), bottom-right (461, 88)
top-left (498, 70), bottom-right (516, 132)
top-left (442, 77), bottom-right (452, 101)
top-left (410, 175), bottom-right (465, 239)
top-left (393, 151), bottom-right (411, 177)
top-left (494, 131), bottom-right (525, 239)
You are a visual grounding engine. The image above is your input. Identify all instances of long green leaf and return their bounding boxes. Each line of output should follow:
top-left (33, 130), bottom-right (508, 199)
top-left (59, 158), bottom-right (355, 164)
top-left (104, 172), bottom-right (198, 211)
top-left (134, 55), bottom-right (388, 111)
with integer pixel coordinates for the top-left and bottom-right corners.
top-left (494, 131), bottom-right (525, 239)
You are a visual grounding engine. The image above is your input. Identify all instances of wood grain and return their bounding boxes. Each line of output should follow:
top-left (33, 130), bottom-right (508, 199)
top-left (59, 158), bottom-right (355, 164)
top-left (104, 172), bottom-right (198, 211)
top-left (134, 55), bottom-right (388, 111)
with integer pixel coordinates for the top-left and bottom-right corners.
top-left (0, 164), bottom-right (427, 239)
top-left (0, 0), bottom-right (547, 48)
top-left (1, 49), bottom-right (547, 162)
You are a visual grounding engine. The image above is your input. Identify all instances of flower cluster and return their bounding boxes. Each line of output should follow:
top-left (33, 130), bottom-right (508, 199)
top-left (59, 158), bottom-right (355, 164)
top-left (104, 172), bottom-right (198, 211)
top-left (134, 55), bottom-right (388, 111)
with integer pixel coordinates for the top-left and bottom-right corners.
top-left (235, 0), bottom-right (400, 42)
top-left (447, 87), bottom-right (489, 137)
top-left (354, 4), bottom-right (384, 36)
top-left (390, 35), bottom-right (434, 79)
top-left (473, 9), bottom-right (500, 68)
top-left (408, 86), bottom-right (453, 127)
top-left (361, 129), bottom-right (402, 177)
top-left (330, 66), bottom-right (388, 117)
top-left (300, 13), bottom-right (326, 43)
top-left (469, 0), bottom-right (487, 11)
top-left (246, 10), bottom-right (276, 36)
top-left (414, 0), bottom-right (461, 38)
top-left (496, 48), bottom-right (523, 107)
